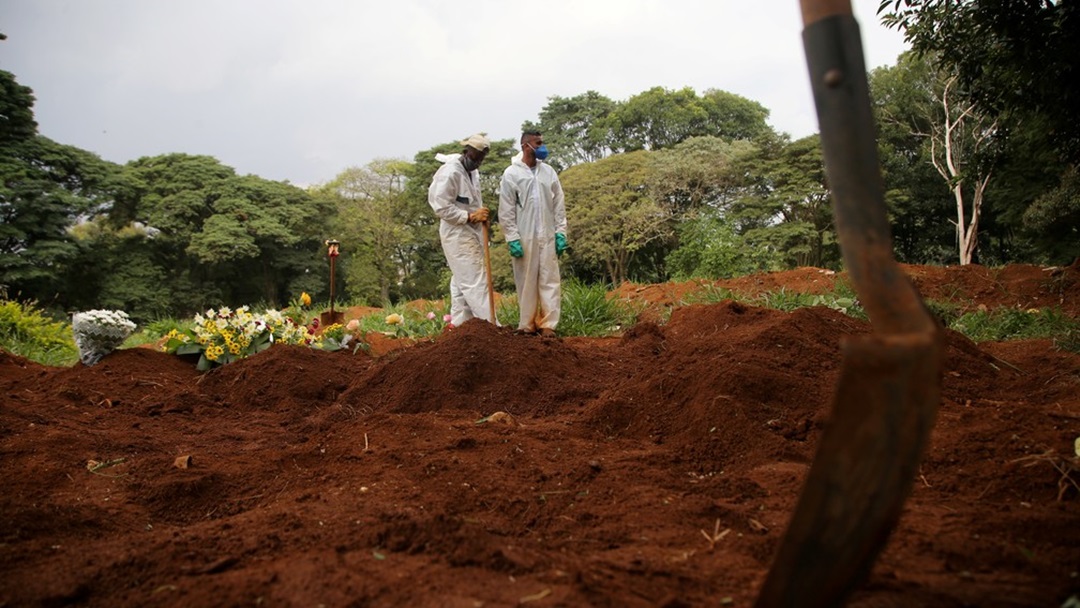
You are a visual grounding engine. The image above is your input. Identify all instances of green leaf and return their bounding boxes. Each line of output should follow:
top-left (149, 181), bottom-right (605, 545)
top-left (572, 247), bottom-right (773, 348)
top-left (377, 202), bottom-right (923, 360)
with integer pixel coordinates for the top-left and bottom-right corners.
top-left (174, 343), bottom-right (202, 356)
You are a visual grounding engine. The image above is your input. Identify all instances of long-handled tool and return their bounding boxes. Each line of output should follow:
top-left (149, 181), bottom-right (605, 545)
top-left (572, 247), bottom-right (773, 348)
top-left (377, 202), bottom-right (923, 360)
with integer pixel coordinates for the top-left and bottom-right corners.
top-left (481, 221), bottom-right (497, 324)
top-left (319, 239), bottom-right (344, 327)
top-left (754, 2), bottom-right (944, 606)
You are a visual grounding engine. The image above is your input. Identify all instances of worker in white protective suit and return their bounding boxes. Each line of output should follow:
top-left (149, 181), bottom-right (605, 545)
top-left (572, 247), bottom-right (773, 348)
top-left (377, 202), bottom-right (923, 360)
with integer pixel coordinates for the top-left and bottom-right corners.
top-left (428, 133), bottom-right (495, 327)
top-left (498, 130), bottom-right (568, 338)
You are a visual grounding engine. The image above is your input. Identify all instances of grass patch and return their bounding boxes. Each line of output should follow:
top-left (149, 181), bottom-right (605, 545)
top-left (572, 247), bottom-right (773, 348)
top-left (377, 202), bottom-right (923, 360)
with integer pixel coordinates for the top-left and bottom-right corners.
top-left (679, 283), bottom-right (739, 306)
top-left (558, 279), bottom-right (637, 337)
top-left (352, 301), bottom-right (451, 339)
top-left (753, 287), bottom-right (867, 320)
top-left (496, 293), bottom-right (520, 329)
top-left (924, 299), bottom-right (962, 327)
top-left (950, 307), bottom-right (1080, 347)
top-left (120, 317), bottom-right (187, 349)
top-left (757, 288), bottom-right (819, 312)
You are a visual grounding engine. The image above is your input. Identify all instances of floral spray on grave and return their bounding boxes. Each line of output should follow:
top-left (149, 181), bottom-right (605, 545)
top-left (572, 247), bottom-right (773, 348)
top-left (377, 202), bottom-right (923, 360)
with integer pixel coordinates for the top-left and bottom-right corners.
top-left (71, 309), bottom-right (137, 366)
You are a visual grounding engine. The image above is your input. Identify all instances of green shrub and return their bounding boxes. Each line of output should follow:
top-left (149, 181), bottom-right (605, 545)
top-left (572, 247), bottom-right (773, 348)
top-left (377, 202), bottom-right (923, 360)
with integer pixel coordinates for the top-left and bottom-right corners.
top-left (0, 300), bottom-right (79, 366)
top-left (558, 279), bottom-right (636, 337)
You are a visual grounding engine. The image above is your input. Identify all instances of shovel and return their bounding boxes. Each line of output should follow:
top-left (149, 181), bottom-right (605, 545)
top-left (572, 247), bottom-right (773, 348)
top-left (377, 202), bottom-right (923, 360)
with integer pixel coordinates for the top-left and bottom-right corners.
top-left (482, 220), bottom-right (497, 324)
top-left (754, 2), bottom-right (944, 606)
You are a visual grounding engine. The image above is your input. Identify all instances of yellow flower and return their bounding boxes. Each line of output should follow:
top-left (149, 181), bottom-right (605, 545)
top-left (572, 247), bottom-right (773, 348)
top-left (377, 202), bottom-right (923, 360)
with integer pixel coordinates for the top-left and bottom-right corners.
top-left (385, 313), bottom-right (404, 326)
top-left (300, 292), bottom-right (312, 307)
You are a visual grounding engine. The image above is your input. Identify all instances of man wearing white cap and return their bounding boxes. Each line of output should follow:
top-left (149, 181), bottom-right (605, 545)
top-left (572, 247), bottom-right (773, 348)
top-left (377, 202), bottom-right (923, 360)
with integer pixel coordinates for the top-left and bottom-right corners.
top-left (428, 133), bottom-right (495, 327)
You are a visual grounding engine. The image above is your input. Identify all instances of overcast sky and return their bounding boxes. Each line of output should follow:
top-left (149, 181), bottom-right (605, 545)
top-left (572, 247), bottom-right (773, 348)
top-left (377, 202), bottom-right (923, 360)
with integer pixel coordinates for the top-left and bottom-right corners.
top-left (1, 1), bottom-right (908, 187)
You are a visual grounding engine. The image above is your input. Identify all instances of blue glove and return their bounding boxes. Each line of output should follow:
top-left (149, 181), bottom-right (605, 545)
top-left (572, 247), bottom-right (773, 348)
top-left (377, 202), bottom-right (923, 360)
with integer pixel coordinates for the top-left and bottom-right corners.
top-left (508, 240), bottom-right (524, 258)
top-left (555, 233), bottom-right (568, 256)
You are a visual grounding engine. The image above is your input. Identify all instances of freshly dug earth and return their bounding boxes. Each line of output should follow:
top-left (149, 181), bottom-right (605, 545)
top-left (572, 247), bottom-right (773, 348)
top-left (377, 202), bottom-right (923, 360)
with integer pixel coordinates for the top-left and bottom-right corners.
top-left (2, 264), bottom-right (1078, 607)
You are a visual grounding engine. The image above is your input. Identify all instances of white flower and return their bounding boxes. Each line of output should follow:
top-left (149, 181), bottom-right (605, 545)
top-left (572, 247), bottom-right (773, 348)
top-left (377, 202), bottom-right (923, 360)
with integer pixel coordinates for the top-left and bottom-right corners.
top-left (71, 309), bottom-right (137, 366)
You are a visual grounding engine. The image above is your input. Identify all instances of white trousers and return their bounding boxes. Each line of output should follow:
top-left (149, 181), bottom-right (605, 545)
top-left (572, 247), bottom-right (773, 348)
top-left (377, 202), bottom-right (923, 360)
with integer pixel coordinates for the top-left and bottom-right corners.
top-left (441, 223), bottom-right (494, 326)
top-left (512, 235), bottom-right (561, 332)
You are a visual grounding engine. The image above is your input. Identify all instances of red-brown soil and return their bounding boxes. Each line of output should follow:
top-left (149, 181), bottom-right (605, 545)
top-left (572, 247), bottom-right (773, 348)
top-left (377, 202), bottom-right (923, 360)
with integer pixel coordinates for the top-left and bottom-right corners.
top-left (2, 264), bottom-right (1078, 607)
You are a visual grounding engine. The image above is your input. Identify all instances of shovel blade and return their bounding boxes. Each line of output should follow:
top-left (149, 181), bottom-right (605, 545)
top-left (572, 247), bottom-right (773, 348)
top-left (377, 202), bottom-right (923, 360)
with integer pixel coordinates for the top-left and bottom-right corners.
top-left (319, 311), bottom-right (344, 327)
top-left (755, 330), bottom-right (942, 607)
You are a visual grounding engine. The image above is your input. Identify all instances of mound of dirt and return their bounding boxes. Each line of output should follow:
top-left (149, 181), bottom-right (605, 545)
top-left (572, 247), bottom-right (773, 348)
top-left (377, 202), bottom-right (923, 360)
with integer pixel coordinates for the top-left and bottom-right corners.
top-left (2, 264), bottom-right (1079, 607)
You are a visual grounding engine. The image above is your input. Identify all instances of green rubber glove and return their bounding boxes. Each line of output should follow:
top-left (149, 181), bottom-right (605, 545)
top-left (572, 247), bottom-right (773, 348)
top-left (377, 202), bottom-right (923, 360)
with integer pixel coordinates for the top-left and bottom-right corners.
top-left (555, 233), bottom-right (568, 256)
top-left (508, 240), bottom-right (524, 258)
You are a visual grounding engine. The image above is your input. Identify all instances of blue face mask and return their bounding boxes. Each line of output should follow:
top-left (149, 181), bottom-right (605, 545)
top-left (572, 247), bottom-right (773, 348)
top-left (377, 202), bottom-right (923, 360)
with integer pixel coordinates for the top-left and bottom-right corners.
top-left (528, 143), bottom-right (549, 161)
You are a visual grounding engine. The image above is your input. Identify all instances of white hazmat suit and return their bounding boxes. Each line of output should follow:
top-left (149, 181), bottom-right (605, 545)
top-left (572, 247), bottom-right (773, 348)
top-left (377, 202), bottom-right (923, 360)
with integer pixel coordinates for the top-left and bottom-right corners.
top-left (498, 152), bottom-right (567, 333)
top-left (428, 153), bottom-right (494, 327)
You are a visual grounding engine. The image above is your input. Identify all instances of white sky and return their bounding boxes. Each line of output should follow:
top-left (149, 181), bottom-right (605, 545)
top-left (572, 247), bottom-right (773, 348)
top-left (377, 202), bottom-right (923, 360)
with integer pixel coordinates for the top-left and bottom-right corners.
top-left (0, 0), bottom-right (907, 187)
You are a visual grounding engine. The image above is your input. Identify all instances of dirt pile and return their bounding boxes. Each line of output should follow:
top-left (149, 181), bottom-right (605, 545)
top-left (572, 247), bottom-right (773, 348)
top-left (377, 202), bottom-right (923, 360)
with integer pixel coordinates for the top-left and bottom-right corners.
top-left (1, 264), bottom-right (1079, 607)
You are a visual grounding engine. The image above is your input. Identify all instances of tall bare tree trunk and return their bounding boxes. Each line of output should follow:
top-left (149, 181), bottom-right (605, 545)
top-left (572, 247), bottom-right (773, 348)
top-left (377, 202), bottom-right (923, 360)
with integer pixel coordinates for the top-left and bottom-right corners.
top-left (931, 75), bottom-right (995, 266)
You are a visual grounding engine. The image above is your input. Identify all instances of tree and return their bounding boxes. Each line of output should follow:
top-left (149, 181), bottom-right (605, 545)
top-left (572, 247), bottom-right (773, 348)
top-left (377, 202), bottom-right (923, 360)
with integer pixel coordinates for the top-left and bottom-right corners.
top-left (522, 91), bottom-right (617, 171)
top-left (0, 67), bottom-right (36, 142)
top-left (869, 52), bottom-right (997, 265)
top-left (698, 89), bottom-right (774, 142)
top-left (733, 135), bottom-right (838, 269)
top-left (119, 154), bottom-right (332, 310)
top-left (63, 220), bottom-right (172, 322)
top-left (1022, 164), bottom-right (1080, 262)
top-left (880, 0), bottom-right (1079, 164)
top-left (1, 70), bottom-right (120, 304)
top-left (318, 159), bottom-right (412, 304)
top-left (869, 55), bottom-right (956, 263)
top-left (650, 136), bottom-right (765, 279)
top-left (879, 0), bottom-right (1080, 263)
top-left (929, 71), bottom-right (996, 265)
top-left (560, 151), bottom-right (670, 285)
top-left (601, 87), bottom-right (773, 153)
top-left (603, 87), bottom-right (709, 152)
top-left (648, 136), bottom-right (757, 217)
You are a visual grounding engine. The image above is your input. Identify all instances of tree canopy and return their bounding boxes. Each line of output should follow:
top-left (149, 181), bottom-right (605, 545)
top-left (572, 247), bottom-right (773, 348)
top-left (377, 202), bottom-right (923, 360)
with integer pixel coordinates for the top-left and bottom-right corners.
top-left (524, 87), bottom-right (773, 172)
top-left (880, 0), bottom-right (1078, 165)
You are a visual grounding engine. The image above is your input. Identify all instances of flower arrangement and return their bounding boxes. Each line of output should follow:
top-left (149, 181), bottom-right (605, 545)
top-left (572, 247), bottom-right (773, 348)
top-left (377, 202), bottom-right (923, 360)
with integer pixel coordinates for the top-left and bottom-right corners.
top-left (317, 322), bottom-right (354, 352)
top-left (71, 309), bottom-right (137, 366)
top-left (163, 305), bottom-right (316, 370)
top-left (282, 292), bottom-right (314, 327)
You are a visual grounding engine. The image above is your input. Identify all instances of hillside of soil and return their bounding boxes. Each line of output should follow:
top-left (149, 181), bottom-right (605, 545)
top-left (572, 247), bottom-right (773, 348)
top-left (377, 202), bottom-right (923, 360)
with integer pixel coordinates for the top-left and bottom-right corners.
top-left (2, 263), bottom-right (1078, 607)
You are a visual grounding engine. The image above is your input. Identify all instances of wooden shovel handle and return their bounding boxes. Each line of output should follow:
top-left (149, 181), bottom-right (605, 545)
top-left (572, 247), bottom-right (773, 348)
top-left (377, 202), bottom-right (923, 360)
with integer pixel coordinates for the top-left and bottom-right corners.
top-left (481, 221), bottom-right (496, 324)
top-left (800, 0), bottom-right (851, 25)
